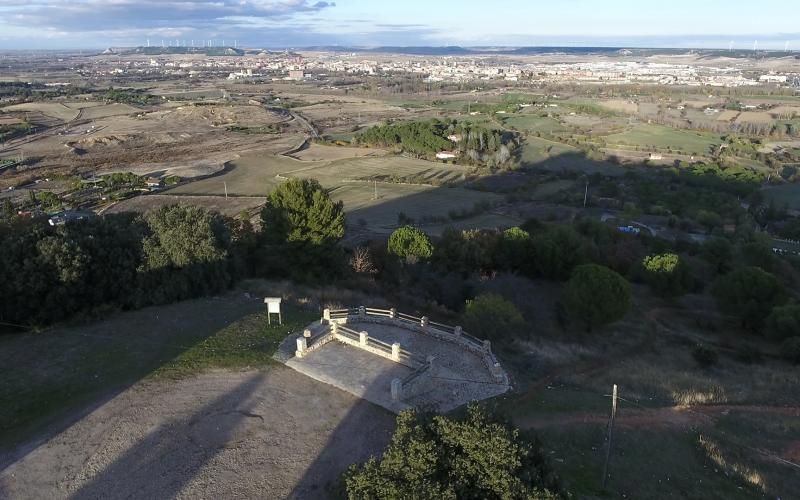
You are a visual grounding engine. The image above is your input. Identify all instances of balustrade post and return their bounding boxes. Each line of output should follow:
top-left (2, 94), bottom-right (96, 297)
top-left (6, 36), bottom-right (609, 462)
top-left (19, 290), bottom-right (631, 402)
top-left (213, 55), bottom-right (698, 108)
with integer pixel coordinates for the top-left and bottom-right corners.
top-left (359, 331), bottom-right (368, 347)
top-left (295, 337), bottom-right (307, 358)
top-left (391, 342), bottom-right (400, 361)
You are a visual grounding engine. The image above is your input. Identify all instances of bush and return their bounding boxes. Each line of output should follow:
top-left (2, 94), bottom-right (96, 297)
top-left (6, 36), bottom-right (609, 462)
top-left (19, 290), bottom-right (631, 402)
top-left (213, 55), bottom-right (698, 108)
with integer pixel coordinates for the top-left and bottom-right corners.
top-left (463, 293), bottom-right (526, 342)
top-left (342, 405), bottom-right (561, 499)
top-left (781, 337), bottom-right (800, 364)
top-left (641, 253), bottom-right (691, 297)
top-left (764, 304), bottom-right (800, 341)
top-left (388, 225), bottom-right (433, 262)
top-left (564, 264), bottom-right (631, 331)
top-left (712, 267), bottom-right (786, 331)
top-left (692, 344), bottom-right (719, 368)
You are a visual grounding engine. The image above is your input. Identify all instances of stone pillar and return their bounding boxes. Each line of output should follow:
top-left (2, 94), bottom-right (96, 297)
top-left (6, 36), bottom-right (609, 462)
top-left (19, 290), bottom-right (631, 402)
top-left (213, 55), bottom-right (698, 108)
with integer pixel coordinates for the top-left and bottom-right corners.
top-left (420, 316), bottom-right (429, 328)
top-left (483, 339), bottom-right (491, 352)
top-left (391, 378), bottom-right (402, 402)
top-left (331, 322), bottom-right (338, 335)
top-left (389, 307), bottom-right (397, 319)
top-left (303, 328), bottom-right (312, 338)
top-left (323, 308), bottom-right (331, 322)
top-left (391, 342), bottom-right (401, 361)
top-left (359, 331), bottom-right (368, 347)
top-left (426, 355), bottom-right (437, 377)
top-left (295, 337), bottom-right (307, 358)
top-left (454, 325), bottom-right (462, 337)
top-left (359, 305), bottom-right (366, 318)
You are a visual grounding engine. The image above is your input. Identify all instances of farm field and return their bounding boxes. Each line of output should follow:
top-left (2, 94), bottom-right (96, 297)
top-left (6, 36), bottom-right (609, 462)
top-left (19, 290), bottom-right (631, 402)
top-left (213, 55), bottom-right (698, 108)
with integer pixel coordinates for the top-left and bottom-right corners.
top-left (604, 124), bottom-right (723, 153)
top-left (105, 194), bottom-right (266, 217)
top-left (290, 143), bottom-right (387, 161)
top-left (77, 103), bottom-right (141, 120)
top-left (502, 114), bottom-right (566, 134)
top-left (2, 102), bottom-right (79, 122)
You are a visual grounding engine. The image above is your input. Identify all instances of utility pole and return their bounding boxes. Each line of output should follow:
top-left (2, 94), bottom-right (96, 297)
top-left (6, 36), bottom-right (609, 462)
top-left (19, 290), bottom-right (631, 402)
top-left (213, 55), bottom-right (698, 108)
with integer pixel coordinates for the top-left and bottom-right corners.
top-left (583, 180), bottom-right (589, 208)
top-left (373, 180), bottom-right (378, 200)
top-left (224, 182), bottom-right (228, 199)
top-left (601, 384), bottom-right (618, 490)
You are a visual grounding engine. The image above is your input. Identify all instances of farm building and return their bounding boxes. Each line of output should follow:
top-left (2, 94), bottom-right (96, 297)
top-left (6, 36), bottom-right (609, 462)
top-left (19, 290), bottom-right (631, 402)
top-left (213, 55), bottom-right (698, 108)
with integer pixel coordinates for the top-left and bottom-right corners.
top-left (436, 150), bottom-right (458, 159)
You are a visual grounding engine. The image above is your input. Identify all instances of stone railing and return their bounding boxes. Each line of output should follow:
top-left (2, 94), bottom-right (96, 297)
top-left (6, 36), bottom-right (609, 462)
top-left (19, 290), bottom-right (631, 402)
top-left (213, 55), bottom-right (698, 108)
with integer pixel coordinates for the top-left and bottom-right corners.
top-left (321, 306), bottom-right (508, 385)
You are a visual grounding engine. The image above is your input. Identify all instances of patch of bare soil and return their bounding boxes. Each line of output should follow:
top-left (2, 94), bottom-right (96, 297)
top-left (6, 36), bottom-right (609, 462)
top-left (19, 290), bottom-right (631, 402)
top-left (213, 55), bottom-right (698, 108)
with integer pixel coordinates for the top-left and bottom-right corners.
top-left (0, 367), bottom-right (395, 500)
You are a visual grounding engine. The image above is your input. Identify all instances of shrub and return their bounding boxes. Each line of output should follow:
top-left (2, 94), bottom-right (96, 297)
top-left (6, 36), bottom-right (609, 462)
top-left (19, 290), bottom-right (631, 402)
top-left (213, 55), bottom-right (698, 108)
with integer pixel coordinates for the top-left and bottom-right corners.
top-left (564, 264), bottom-right (631, 331)
top-left (764, 304), bottom-right (800, 341)
top-left (463, 293), bottom-right (526, 342)
top-left (342, 405), bottom-right (561, 499)
top-left (641, 253), bottom-right (691, 297)
top-left (692, 344), bottom-right (719, 368)
top-left (388, 225), bottom-right (433, 262)
top-left (712, 267), bottom-right (786, 331)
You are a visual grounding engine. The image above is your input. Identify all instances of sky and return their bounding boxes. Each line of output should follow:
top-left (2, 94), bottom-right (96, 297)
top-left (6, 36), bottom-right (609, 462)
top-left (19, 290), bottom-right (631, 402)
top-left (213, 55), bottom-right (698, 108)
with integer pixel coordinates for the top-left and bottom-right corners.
top-left (0, 0), bottom-right (798, 50)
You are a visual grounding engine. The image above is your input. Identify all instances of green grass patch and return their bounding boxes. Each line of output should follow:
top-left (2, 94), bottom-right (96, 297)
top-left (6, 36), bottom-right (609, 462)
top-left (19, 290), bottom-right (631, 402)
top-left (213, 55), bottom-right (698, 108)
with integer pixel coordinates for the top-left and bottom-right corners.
top-left (503, 115), bottom-right (566, 135)
top-left (152, 308), bottom-right (316, 379)
top-left (605, 124), bottom-right (723, 154)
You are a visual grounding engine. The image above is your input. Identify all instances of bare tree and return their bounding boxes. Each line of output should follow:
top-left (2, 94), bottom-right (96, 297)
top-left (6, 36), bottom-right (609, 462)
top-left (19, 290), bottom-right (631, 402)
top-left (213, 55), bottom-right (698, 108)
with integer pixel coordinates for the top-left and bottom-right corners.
top-left (350, 246), bottom-right (377, 275)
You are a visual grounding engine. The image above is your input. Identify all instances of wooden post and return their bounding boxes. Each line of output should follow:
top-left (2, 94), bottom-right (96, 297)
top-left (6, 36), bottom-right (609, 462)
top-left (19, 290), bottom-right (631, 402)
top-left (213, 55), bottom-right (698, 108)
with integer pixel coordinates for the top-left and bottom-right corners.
top-left (601, 384), bottom-right (618, 490)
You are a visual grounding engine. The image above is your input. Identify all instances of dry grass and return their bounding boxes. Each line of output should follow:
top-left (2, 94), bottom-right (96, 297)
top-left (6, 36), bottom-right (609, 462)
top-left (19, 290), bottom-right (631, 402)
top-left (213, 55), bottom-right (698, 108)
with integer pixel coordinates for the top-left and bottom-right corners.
top-left (697, 435), bottom-right (766, 492)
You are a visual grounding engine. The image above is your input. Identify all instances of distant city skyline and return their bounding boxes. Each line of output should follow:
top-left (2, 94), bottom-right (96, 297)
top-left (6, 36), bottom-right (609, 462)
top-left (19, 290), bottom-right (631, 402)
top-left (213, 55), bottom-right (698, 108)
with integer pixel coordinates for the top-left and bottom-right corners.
top-left (0, 0), bottom-right (798, 50)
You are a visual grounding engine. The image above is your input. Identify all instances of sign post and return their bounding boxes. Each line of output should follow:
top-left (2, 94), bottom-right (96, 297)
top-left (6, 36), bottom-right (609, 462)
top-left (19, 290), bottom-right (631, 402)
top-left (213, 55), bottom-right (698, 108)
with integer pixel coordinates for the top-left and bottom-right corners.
top-left (264, 297), bottom-right (282, 325)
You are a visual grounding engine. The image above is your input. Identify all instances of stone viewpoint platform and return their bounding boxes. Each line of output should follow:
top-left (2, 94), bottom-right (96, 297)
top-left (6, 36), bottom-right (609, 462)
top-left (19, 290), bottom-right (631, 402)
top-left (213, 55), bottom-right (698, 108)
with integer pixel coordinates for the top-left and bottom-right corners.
top-left (275, 307), bottom-right (510, 413)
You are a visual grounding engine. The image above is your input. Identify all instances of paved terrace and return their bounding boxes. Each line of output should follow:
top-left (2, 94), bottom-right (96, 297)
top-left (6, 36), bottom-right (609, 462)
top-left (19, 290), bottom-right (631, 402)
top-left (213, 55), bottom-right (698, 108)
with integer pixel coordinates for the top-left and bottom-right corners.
top-left (276, 307), bottom-right (510, 413)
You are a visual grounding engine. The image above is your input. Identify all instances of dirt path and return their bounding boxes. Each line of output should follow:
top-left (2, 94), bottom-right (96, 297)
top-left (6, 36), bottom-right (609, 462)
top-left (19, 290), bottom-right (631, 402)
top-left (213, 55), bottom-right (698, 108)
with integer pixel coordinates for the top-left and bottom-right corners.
top-left (0, 366), bottom-right (395, 500)
top-left (516, 404), bottom-right (800, 430)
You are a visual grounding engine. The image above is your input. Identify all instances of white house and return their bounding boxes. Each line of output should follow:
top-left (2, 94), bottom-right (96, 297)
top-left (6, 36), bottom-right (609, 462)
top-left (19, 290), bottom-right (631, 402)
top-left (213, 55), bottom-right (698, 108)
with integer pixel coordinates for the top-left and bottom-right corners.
top-left (436, 150), bottom-right (458, 159)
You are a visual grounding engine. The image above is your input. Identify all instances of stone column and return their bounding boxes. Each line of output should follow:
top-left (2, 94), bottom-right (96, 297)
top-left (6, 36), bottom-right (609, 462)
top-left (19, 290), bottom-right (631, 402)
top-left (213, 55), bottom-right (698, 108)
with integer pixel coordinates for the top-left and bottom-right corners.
top-left (295, 337), bottom-right (307, 358)
top-left (454, 325), bottom-right (462, 337)
top-left (391, 342), bottom-right (400, 361)
top-left (323, 308), bottom-right (331, 322)
top-left (359, 305), bottom-right (366, 318)
top-left (420, 316), bottom-right (429, 329)
top-left (331, 322), bottom-right (339, 335)
top-left (391, 378), bottom-right (402, 402)
top-left (303, 328), bottom-right (312, 338)
top-left (389, 307), bottom-right (397, 319)
top-left (359, 331), bottom-right (368, 347)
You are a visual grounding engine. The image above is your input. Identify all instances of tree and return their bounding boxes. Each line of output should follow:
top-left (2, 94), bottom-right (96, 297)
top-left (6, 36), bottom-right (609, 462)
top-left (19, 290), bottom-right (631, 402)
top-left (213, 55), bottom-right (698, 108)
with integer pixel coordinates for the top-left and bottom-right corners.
top-left (388, 225), bottom-right (433, 263)
top-left (641, 253), bottom-right (691, 297)
top-left (342, 405), bottom-right (561, 500)
top-left (712, 267), bottom-right (786, 331)
top-left (764, 304), bottom-right (800, 341)
top-left (463, 293), bottom-right (526, 342)
top-left (564, 264), bottom-right (631, 331)
top-left (497, 227), bottom-right (533, 275)
top-left (700, 236), bottom-right (733, 274)
top-left (532, 226), bottom-right (586, 280)
top-left (260, 178), bottom-right (344, 278)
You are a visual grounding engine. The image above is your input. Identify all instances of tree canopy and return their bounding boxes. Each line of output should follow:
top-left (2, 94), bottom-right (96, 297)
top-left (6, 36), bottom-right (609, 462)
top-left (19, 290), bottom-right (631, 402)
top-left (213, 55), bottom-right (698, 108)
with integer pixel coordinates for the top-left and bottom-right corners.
top-left (388, 225), bottom-right (434, 262)
top-left (712, 267), bottom-right (786, 331)
top-left (564, 264), bottom-right (631, 331)
top-left (342, 405), bottom-right (561, 500)
top-left (463, 293), bottom-right (526, 342)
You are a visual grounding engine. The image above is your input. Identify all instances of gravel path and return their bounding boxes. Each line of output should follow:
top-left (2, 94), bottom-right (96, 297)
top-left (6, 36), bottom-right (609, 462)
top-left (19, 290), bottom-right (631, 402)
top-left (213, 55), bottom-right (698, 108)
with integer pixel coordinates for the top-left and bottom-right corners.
top-left (0, 366), bottom-right (395, 500)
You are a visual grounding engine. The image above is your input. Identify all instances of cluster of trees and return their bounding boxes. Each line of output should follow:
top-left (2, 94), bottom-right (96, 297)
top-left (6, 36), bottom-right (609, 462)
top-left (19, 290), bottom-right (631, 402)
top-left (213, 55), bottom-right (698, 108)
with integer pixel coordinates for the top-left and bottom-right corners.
top-left (341, 405), bottom-right (562, 499)
top-left (102, 87), bottom-right (159, 106)
top-left (356, 119), bottom-right (518, 168)
top-left (0, 178), bottom-right (345, 330)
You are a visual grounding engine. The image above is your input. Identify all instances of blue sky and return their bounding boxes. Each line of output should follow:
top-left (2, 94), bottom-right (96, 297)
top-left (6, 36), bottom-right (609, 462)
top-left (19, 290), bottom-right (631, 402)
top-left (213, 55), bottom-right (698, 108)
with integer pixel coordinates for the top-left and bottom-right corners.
top-left (0, 0), bottom-right (798, 50)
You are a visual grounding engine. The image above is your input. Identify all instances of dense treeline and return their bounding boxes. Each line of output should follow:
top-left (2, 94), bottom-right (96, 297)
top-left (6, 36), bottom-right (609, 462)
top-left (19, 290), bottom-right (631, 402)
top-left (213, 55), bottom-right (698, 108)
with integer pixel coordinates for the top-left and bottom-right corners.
top-left (357, 119), bottom-right (519, 168)
top-left (0, 179), bottom-right (345, 330)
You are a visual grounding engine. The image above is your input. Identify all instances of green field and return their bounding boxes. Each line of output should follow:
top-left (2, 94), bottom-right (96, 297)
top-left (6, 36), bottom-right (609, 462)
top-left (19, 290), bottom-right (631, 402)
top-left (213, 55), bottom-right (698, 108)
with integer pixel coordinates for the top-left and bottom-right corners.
top-left (502, 114), bottom-right (566, 134)
top-left (605, 124), bottom-right (723, 154)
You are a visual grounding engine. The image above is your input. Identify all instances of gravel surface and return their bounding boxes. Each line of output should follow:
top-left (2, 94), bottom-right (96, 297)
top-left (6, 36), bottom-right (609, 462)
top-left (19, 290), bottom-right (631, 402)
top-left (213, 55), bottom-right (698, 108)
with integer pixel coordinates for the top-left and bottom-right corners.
top-left (0, 366), bottom-right (395, 500)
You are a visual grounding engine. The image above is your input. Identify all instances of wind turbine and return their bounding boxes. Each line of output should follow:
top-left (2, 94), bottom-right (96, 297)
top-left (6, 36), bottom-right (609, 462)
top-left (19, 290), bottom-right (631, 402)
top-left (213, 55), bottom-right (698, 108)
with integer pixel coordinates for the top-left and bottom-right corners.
top-left (753, 39), bottom-right (758, 51)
